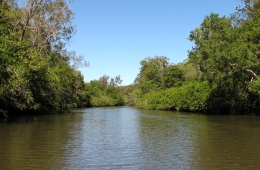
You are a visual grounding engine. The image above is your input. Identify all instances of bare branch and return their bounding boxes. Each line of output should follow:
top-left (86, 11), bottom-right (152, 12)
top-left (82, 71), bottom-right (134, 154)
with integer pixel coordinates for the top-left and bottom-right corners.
top-left (247, 69), bottom-right (258, 78)
top-left (21, 0), bottom-right (43, 41)
top-left (238, 7), bottom-right (252, 15)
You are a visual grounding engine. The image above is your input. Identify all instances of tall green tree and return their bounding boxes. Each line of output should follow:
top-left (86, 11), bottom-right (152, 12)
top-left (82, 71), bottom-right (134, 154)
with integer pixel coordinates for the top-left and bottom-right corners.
top-left (135, 56), bottom-right (169, 94)
top-left (134, 56), bottom-right (185, 94)
top-left (188, 11), bottom-right (260, 114)
top-left (0, 0), bottom-right (89, 117)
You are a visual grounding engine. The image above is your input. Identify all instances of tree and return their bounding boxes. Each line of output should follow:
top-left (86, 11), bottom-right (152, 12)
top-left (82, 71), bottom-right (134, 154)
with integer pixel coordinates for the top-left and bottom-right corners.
top-left (85, 75), bottom-right (125, 107)
top-left (162, 65), bottom-right (185, 88)
top-left (232, 0), bottom-right (260, 26)
top-left (66, 50), bottom-right (90, 69)
top-left (104, 85), bottom-right (124, 106)
top-left (0, 0), bottom-right (90, 116)
top-left (99, 75), bottom-right (110, 89)
top-left (115, 75), bottom-right (122, 86)
top-left (13, 0), bottom-right (74, 50)
top-left (3, 0), bottom-right (90, 67)
top-left (188, 12), bottom-right (260, 113)
top-left (135, 56), bottom-right (169, 93)
top-left (0, 1), bottom-right (48, 115)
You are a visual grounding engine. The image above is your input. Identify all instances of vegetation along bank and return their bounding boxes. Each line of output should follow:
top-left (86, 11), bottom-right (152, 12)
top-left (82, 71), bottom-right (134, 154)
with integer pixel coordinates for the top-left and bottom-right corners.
top-left (1, 0), bottom-right (260, 117)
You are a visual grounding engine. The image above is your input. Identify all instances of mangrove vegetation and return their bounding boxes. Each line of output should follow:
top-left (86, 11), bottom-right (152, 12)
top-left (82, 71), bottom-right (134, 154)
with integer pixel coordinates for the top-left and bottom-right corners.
top-left (1, 0), bottom-right (260, 116)
top-left (134, 0), bottom-right (260, 114)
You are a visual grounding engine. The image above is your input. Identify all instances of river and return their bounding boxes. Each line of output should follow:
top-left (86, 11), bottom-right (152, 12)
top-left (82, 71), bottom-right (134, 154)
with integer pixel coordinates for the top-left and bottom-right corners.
top-left (0, 106), bottom-right (260, 169)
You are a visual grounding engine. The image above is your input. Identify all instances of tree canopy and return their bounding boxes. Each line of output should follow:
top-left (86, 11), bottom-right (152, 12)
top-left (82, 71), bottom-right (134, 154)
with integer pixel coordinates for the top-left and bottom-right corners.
top-left (134, 0), bottom-right (260, 114)
top-left (0, 0), bottom-right (88, 117)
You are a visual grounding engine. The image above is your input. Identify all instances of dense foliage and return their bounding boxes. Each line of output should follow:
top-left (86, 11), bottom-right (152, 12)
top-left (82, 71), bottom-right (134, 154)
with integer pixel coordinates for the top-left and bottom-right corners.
top-left (134, 56), bottom-right (185, 94)
top-left (85, 75), bottom-right (124, 107)
top-left (135, 81), bottom-right (210, 112)
top-left (0, 0), bottom-right (125, 117)
top-left (134, 0), bottom-right (260, 114)
top-left (0, 0), bottom-right (89, 117)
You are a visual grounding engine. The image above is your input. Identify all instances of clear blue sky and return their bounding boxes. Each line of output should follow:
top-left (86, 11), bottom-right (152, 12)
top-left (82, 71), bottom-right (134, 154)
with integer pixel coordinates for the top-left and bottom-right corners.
top-left (67, 0), bottom-right (242, 85)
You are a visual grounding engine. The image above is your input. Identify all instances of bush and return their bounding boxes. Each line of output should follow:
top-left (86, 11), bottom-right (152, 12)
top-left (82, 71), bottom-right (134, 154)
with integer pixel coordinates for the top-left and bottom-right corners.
top-left (135, 81), bottom-right (211, 112)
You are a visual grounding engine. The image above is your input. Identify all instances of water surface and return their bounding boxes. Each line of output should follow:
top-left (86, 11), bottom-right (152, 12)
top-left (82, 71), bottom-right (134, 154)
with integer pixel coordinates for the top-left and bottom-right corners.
top-left (1, 107), bottom-right (260, 169)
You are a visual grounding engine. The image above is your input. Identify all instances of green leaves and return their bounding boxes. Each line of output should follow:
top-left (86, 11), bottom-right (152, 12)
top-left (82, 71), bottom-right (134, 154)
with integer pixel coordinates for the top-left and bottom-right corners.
top-left (187, 9), bottom-right (260, 114)
top-left (135, 56), bottom-right (185, 94)
top-left (135, 81), bottom-right (210, 112)
top-left (85, 76), bottom-right (125, 107)
top-left (162, 65), bottom-right (185, 88)
top-left (133, 1), bottom-right (260, 114)
top-left (0, 1), bottom-right (88, 116)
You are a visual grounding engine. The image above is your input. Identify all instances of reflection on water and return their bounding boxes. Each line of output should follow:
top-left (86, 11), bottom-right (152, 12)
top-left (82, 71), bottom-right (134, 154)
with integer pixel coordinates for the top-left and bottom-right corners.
top-left (1, 107), bottom-right (260, 169)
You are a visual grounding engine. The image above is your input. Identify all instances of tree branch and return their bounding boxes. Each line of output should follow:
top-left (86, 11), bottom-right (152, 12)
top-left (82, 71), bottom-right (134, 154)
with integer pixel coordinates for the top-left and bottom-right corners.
top-left (21, 0), bottom-right (43, 41)
top-left (247, 69), bottom-right (258, 78)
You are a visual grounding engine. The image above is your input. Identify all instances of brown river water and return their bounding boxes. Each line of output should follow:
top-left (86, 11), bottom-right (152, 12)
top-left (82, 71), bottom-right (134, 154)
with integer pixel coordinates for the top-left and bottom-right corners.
top-left (1, 106), bottom-right (260, 169)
